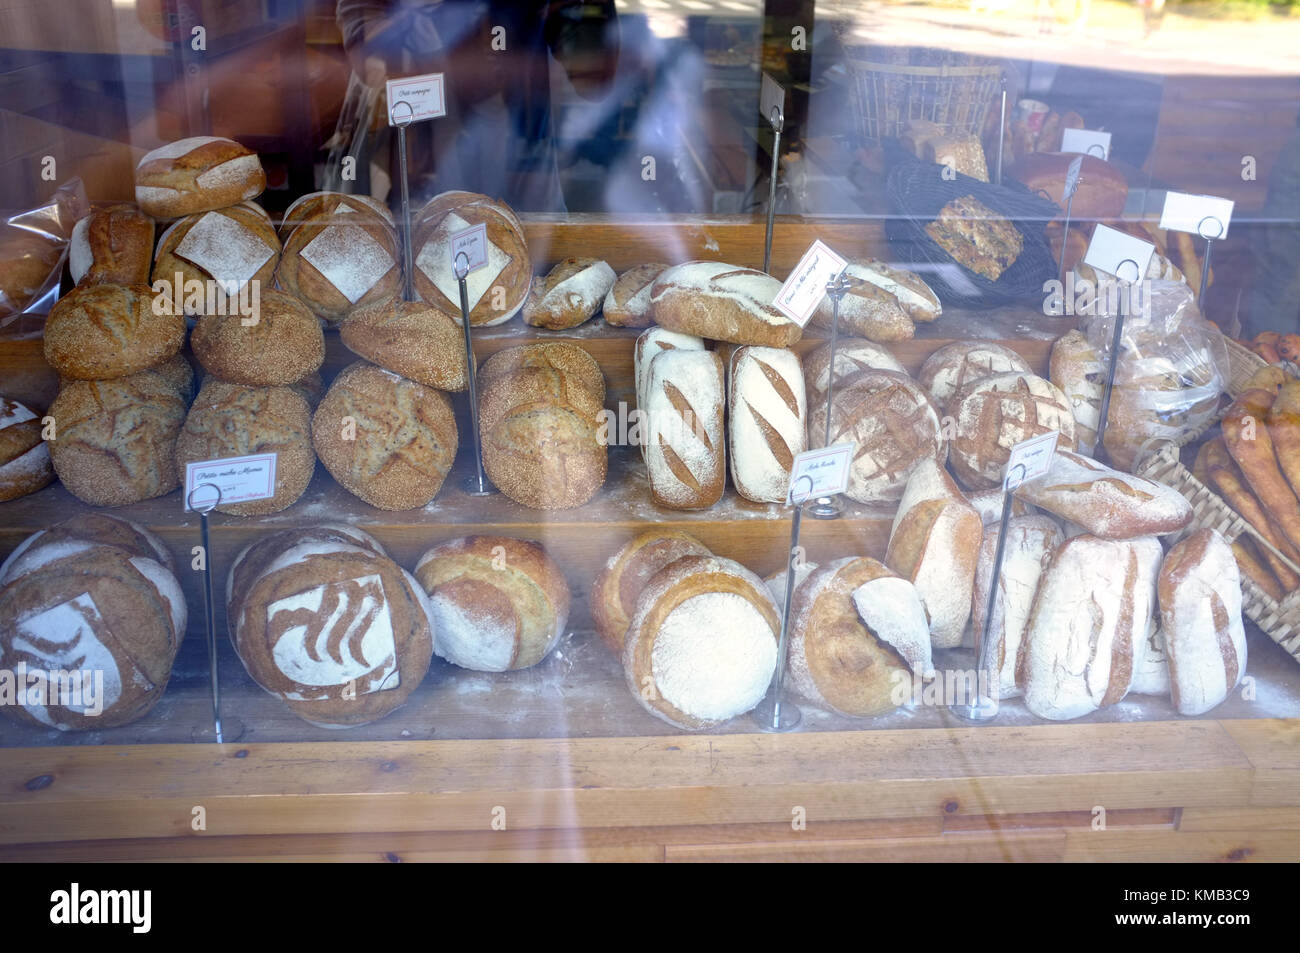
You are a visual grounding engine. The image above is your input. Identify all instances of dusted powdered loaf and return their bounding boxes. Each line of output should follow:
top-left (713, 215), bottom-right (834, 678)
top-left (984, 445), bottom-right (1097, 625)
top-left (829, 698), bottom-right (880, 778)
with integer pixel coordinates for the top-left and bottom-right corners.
top-left (191, 289), bottom-right (324, 386)
top-left (1125, 536), bottom-right (1166, 695)
top-left (950, 373), bottom-right (1076, 488)
top-left (1049, 329), bottom-right (1103, 456)
top-left (135, 136), bottom-right (266, 219)
top-left (964, 487), bottom-right (1032, 526)
top-left (634, 327), bottom-right (704, 428)
top-left (0, 514), bottom-right (174, 585)
top-left (603, 263), bottom-right (668, 327)
top-left (0, 396), bottom-right (53, 502)
top-left (803, 338), bottom-right (907, 406)
top-left (277, 203), bottom-right (400, 323)
top-left (175, 381), bottom-right (315, 516)
top-left (729, 346), bottom-right (806, 503)
top-left (44, 283), bottom-right (185, 380)
top-left (812, 259), bottom-right (940, 328)
top-left (152, 203), bottom-right (280, 314)
top-left (69, 204), bottom-right (155, 286)
top-left (918, 340), bottom-right (1032, 412)
top-left (312, 361), bottom-right (458, 511)
top-left (591, 530), bottom-right (712, 653)
top-left (523, 257), bottom-right (616, 330)
top-left (623, 555), bottom-right (780, 730)
top-left (650, 261), bottom-right (799, 346)
top-left (280, 191), bottom-right (394, 240)
top-left (414, 535), bottom-right (570, 671)
top-left (644, 349), bottom-right (725, 509)
top-left (340, 297), bottom-right (467, 391)
top-left (1159, 529), bottom-right (1247, 716)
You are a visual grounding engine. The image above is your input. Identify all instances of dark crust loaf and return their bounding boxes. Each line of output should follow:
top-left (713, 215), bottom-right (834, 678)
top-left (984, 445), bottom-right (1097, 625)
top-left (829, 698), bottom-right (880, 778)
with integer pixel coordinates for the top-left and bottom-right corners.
top-left (0, 397), bottom-right (53, 502)
top-left (923, 194), bottom-right (1023, 281)
top-left (134, 136), bottom-right (266, 219)
top-left (649, 261), bottom-right (800, 347)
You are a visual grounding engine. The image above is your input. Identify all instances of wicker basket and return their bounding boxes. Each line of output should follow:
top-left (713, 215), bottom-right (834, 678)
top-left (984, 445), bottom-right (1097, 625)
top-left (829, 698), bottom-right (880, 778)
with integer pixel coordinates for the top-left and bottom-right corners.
top-left (847, 59), bottom-right (1002, 142)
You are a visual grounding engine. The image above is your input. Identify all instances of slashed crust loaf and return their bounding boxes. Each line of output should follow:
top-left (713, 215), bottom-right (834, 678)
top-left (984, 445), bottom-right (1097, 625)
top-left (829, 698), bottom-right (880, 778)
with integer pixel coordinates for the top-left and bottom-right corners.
top-left (135, 136), bottom-right (266, 219)
top-left (44, 283), bottom-right (186, 381)
top-left (0, 396), bottom-right (53, 502)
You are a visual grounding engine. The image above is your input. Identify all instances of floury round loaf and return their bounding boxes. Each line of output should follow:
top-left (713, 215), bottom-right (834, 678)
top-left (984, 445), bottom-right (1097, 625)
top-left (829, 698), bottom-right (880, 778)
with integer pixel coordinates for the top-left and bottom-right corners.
top-left (414, 536), bottom-right (571, 671)
top-left (227, 526), bottom-right (433, 728)
top-left (44, 283), bottom-right (185, 381)
top-left (0, 516), bottom-right (185, 730)
top-left (650, 261), bottom-right (800, 347)
top-left (950, 373), bottom-right (1076, 488)
top-left (623, 555), bottom-right (780, 730)
top-left (277, 202), bottom-right (400, 323)
top-left (590, 530), bottom-right (712, 653)
top-left (152, 203), bottom-right (281, 314)
top-left (802, 338), bottom-right (906, 406)
top-left (134, 136), bottom-right (266, 219)
top-left (0, 397), bottom-right (53, 502)
top-left (917, 340), bottom-right (1032, 412)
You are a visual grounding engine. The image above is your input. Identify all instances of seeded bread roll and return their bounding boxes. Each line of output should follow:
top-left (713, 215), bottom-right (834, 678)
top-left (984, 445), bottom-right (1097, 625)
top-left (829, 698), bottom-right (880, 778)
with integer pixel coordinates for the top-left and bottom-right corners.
top-left (175, 381), bottom-right (315, 516)
top-left (135, 136), bottom-right (266, 219)
top-left (650, 261), bottom-right (800, 346)
top-left (340, 297), bottom-right (467, 391)
top-left (591, 530), bottom-right (713, 654)
top-left (47, 371), bottom-right (186, 505)
top-left (950, 373), bottom-right (1076, 488)
top-left (603, 263), bottom-right (668, 327)
top-left (918, 340), bottom-right (1032, 412)
top-left (312, 361), bottom-right (458, 511)
top-left (0, 397), bottom-right (52, 502)
top-left (152, 203), bottom-right (281, 314)
top-left (523, 257), bottom-right (616, 330)
top-left (728, 346), bottom-right (806, 503)
top-left (803, 338), bottom-right (907, 407)
top-left (191, 289), bottom-right (324, 386)
top-left (69, 204), bottom-right (155, 287)
top-left (414, 535), bottom-right (571, 671)
top-left (44, 283), bottom-right (185, 381)
top-left (277, 205), bottom-right (400, 323)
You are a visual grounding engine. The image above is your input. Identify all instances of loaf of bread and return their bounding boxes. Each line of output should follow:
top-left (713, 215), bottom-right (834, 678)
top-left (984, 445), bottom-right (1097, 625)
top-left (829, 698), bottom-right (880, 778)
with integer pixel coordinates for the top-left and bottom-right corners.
top-left (523, 257), bottom-right (616, 330)
top-left (803, 338), bottom-right (907, 406)
top-left (763, 560), bottom-right (819, 613)
top-left (634, 327), bottom-right (704, 425)
top-left (478, 342), bottom-right (607, 509)
top-left (340, 297), bottom-right (467, 391)
top-left (69, 204), bottom-right (155, 286)
top-left (276, 203), bottom-right (400, 323)
top-left (650, 261), bottom-right (800, 346)
top-left (728, 346), bottom-right (806, 503)
top-left (1128, 537), bottom-right (1170, 697)
top-left (47, 371), bottom-right (186, 505)
top-left (152, 203), bottom-right (280, 312)
top-left (135, 136), bottom-right (266, 219)
top-left (280, 191), bottom-right (395, 240)
top-left (918, 340), bottom-right (1033, 412)
top-left (644, 349), bottom-right (725, 509)
top-left (807, 260), bottom-right (936, 342)
top-left (964, 487), bottom-right (1032, 526)
top-left (1012, 152), bottom-right (1127, 220)
top-left (151, 353), bottom-right (196, 403)
top-left (924, 194), bottom-right (1023, 281)
top-left (0, 513), bottom-right (174, 584)
top-left (227, 527), bottom-right (433, 728)
top-left (603, 263), bottom-right (668, 327)
top-left (592, 531), bottom-right (712, 653)
top-left (413, 191), bottom-right (531, 326)
top-left (0, 225), bottom-right (61, 316)
top-left (44, 283), bottom-right (185, 381)
top-left (312, 361), bottom-right (458, 511)
top-left (925, 134), bottom-right (989, 181)
top-left (950, 373), bottom-right (1076, 488)
top-left (191, 288), bottom-right (324, 386)
top-left (623, 555), bottom-right (779, 730)
top-left (885, 459), bottom-right (983, 648)
top-left (1048, 330), bottom-right (1103, 456)
top-left (414, 535), bottom-right (570, 671)
top-left (175, 381), bottom-right (315, 516)
top-left (0, 397), bottom-right (53, 502)
top-left (1159, 529), bottom-right (1247, 716)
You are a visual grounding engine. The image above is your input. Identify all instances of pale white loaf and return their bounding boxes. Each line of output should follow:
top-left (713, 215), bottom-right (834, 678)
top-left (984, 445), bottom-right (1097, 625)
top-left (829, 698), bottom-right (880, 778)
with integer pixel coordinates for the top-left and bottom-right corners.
top-left (728, 346), bottom-right (806, 503)
top-left (644, 349), bottom-right (725, 509)
top-left (634, 327), bottom-right (705, 431)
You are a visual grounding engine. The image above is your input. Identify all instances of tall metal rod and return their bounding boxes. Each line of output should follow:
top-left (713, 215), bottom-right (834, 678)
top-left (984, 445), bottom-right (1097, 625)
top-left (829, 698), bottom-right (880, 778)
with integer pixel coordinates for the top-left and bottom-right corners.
top-left (189, 484), bottom-right (223, 744)
top-left (763, 106), bottom-right (783, 275)
top-left (394, 109), bottom-right (415, 301)
top-left (456, 254), bottom-right (490, 495)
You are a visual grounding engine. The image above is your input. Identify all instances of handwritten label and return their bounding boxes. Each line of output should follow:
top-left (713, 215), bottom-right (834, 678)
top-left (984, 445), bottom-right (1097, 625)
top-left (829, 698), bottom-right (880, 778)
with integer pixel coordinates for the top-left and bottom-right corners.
top-left (1063, 156), bottom-right (1083, 200)
top-left (1159, 190), bottom-right (1233, 240)
top-left (386, 73), bottom-right (446, 125)
top-left (774, 239), bottom-right (848, 327)
top-left (788, 443), bottom-right (854, 504)
top-left (1003, 432), bottom-right (1059, 491)
top-left (1082, 224), bottom-right (1155, 282)
top-left (450, 222), bottom-right (488, 275)
top-left (760, 72), bottom-right (785, 126)
top-left (184, 453), bottom-right (277, 511)
top-left (1061, 128), bottom-right (1111, 161)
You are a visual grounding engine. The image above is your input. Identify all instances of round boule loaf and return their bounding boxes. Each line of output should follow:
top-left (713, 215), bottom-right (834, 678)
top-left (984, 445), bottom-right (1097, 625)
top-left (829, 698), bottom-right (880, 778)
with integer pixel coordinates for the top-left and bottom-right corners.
top-left (918, 340), bottom-right (1033, 412)
top-left (803, 337), bottom-right (907, 407)
top-left (276, 205), bottom-right (400, 323)
top-left (650, 261), bottom-right (800, 347)
top-left (590, 530), bottom-right (712, 654)
top-left (950, 372), bottom-right (1076, 488)
top-left (191, 288), bottom-right (324, 386)
top-left (151, 203), bottom-right (281, 314)
top-left (312, 361), bottom-right (458, 511)
top-left (414, 535), bottom-right (571, 671)
top-left (522, 257), bottom-right (616, 330)
top-left (175, 381), bottom-right (315, 515)
top-left (47, 372), bottom-right (186, 505)
top-left (0, 513), bottom-right (174, 585)
top-left (340, 297), bottom-right (467, 391)
top-left (279, 191), bottom-right (394, 241)
top-left (0, 396), bottom-right (53, 502)
top-left (603, 263), bottom-right (668, 327)
top-left (44, 283), bottom-right (185, 380)
top-left (135, 136), bottom-right (266, 220)
top-left (226, 527), bottom-right (433, 728)
top-left (69, 204), bottom-right (155, 286)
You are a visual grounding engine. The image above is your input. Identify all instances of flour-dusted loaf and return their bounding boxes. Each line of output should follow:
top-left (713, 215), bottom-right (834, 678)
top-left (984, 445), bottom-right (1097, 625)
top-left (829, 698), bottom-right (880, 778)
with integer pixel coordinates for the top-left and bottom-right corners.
top-left (807, 369), bottom-right (944, 503)
top-left (918, 340), bottom-right (1032, 412)
top-left (413, 191), bottom-right (531, 326)
top-left (1049, 329), bottom-right (1104, 456)
top-left (191, 288), bottom-right (324, 386)
top-left (808, 263), bottom-right (912, 342)
top-left (764, 560), bottom-right (819, 614)
top-left (591, 530), bottom-right (712, 653)
top-left (728, 346), bottom-right (806, 503)
top-left (1159, 529), bottom-right (1247, 716)
top-left (644, 348), bottom-right (725, 510)
top-left (1015, 450), bottom-right (1194, 539)
top-left (970, 515), bottom-right (1063, 698)
top-left (812, 259), bottom-right (941, 329)
top-left (964, 487), bottom-right (1032, 526)
top-left (1131, 624), bottom-right (1172, 696)
top-left (950, 372), bottom-right (1076, 488)
top-left (277, 202), bottom-right (400, 323)
top-left (0, 397), bottom-right (52, 502)
top-left (1124, 536), bottom-right (1167, 695)
top-left (44, 283), bottom-right (186, 381)
top-left (0, 513), bottom-right (174, 584)
top-left (280, 191), bottom-right (395, 240)
top-left (134, 136), bottom-right (266, 219)
top-left (650, 261), bottom-right (800, 346)
top-left (523, 257), bottom-right (616, 330)
top-left (885, 459), bottom-right (983, 648)
top-left (312, 361), bottom-right (458, 511)
top-left (0, 521), bottom-right (185, 730)
top-left (227, 527), bottom-right (433, 728)
top-left (152, 202), bottom-right (280, 314)
top-left (623, 555), bottom-right (780, 730)
top-left (414, 535), bottom-right (570, 671)
top-left (789, 556), bottom-right (929, 716)
top-left (634, 327), bottom-right (704, 428)
top-left (603, 263), bottom-right (668, 327)
top-left (175, 381), bottom-right (315, 516)
top-left (803, 338), bottom-right (907, 407)
top-left (69, 204), bottom-right (155, 286)
top-left (340, 297), bottom-right (467, 391)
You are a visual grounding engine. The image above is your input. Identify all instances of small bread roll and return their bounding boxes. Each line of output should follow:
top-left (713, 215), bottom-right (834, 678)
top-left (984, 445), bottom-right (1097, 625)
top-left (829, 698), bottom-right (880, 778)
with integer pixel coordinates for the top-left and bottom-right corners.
top-left (523, 258), bottom-right (616, 330)
top-left (191, 289), bottom-right (324, 386)
top-left (591, 530), bottom-right (712, 653)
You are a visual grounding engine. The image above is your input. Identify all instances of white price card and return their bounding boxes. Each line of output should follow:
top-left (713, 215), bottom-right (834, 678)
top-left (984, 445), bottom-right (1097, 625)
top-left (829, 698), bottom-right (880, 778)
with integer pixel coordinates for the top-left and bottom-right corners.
top-left (1003, 432), bottom-right (1059, 492)
top-left (1061, 128), bottom-right (1112, 161)
top-left (788, 443), bottom-right (854, 505)
top-left (386, 72), bottom-right (446, 125)
top-left (1159, 191), bottom-right (1234, 240)
top-left (1063, 156), bottom-right (1083, 200)
top-left (760, 72), bottom-right (785, 126)
top-left (450, 222), bottom-right (489, 274)
top-left (774, 239), bottom-right (848, 327)
top-left (1082, 223), bottom-right (1155, 282)
top-left (184, 454), bottom-right (277, 511)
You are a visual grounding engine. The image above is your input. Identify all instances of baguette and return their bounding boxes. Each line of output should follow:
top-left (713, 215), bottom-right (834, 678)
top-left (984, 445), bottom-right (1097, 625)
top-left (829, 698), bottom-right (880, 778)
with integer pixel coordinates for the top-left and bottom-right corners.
top-left (1266, 379), bottom-right (1300, 501)
top-left (1232, 538), bottom-right (1285, 601)
top-left (1202, 437), bottom-right (1300, 590)
top-left (1222, 388), bottom-right (1300, 552)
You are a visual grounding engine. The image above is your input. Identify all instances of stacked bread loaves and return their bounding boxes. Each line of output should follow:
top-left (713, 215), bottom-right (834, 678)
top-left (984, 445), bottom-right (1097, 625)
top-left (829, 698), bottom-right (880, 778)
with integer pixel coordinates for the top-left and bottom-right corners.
top-left (152, 202), bottom-right (281, 314)
top-left (0, 396), bottom-right (53, 502)
top-left (0, 515), bottom-right (185, 730)
top-left (134, 136), bottom-right (266, 220)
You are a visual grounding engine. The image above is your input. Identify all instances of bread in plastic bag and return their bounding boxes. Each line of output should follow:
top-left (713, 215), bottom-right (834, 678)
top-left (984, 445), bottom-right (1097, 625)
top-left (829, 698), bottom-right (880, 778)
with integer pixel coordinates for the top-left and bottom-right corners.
top-left (0, 179), bottom-right (87, 327)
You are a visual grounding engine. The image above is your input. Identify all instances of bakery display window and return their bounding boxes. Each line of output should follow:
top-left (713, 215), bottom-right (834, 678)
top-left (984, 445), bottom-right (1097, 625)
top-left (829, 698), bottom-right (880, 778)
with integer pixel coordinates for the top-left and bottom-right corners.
top-left (1, 0), bottom-right (1298, 863)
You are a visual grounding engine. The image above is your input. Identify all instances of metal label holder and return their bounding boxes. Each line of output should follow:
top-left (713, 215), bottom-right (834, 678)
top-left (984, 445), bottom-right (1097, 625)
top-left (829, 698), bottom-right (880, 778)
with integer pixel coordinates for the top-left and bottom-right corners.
top-left (1092, 257), bottom-right (1141, 461)
top-left (391, 100), bottom-right (417, 302)
top-left (811, 271), bottom-right (850, 520)
top-left (763, 105), bottom-right (783, 275)
top-left (1196, 214), bottom-right (1225, 308)
top-left (455, 251), bottom-right (495, 496)
top-left (187, 483), bottom-right (224, 743)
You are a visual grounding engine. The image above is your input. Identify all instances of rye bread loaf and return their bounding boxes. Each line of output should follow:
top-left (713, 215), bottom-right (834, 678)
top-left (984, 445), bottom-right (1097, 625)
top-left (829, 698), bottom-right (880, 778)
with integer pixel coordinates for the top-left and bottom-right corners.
top-left (0, 397), bottom-right (53, 502)
top-left (134, 136), bottom-right (266, 219)
top-left (44, 283), bottom-right (186, 381)
top-left (191, 288), bottom-right (324, 386)
top-left (69, 204), bottom-right (155, 286)
top-left (603, 263), bottom-right (668, 327)
top-left (591, 530), bottom-right (713, 654)
top-left (339, 297), bottom-right (467, 391)
top-left (728, 346), bottom-right (806, 503)
top-left (650, 261), bottom-right (800, 346)
top-left (523, 257), bottom-right (616, 330)
top-left (644, 349), bottom-right (725, 510)
top-left (152, 202), bottom-right (281, 313)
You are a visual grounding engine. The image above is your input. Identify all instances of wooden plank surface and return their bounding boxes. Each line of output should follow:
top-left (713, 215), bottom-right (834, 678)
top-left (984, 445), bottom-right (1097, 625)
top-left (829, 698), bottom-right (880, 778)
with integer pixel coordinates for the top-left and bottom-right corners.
top-left (1061, 830), bottom-right (1300, 863)
top-left (1178, 807), bottom-right (1300, 832)
top-left (1220, 719), bottom-right (1300, 807)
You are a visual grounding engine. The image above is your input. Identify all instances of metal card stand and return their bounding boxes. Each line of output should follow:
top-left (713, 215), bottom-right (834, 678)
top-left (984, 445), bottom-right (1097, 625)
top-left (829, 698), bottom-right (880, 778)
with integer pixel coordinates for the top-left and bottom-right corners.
top-left (188, 484), bottom-right (225, 744)
top-left (1196, 215), bottom-right (1225, 308)
top-left (1058, 194), bottom-right (1077, 281)
top-left (763, 105), bottom-right (783, 275)
top-left (811, 272), bottom-right (850, 520)
top-left (1092, 257), bottom-right (1141, 461)
top-left (391, 100), bottom-right (416, 302)
top-left (995, 73), bottom-right (1008, 186)
top-left (455, 252), bottom-right (495, 496)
